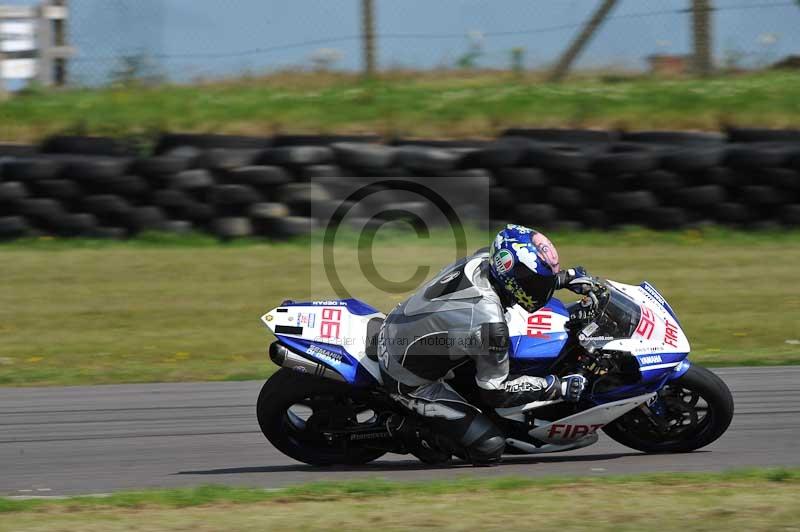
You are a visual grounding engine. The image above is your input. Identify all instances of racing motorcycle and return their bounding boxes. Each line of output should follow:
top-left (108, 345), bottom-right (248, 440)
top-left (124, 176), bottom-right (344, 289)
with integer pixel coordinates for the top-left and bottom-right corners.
top-left (257, 277), bottom-right (734, 465)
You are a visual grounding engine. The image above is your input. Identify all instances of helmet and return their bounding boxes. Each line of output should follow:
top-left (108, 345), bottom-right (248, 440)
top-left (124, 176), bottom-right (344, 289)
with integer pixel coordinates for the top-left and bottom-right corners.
top-left (488, 224), bottom-right (561, 313)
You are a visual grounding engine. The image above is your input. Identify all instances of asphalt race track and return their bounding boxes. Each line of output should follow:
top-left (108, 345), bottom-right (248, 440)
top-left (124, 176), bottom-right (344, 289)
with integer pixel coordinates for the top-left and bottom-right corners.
top-left (2, 366), bottom-right (798, 496)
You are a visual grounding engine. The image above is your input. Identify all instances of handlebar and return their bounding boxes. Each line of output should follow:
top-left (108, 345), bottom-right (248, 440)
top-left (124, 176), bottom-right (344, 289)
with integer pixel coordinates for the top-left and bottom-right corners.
top-left (570, 277), bottom-right (608, 316)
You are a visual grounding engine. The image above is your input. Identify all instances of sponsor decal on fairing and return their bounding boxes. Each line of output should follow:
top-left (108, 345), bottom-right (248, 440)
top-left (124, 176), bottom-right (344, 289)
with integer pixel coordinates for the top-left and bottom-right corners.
top-left (306, 344), bottom-right (344, 365)
top-left (298, 312), bottom-right (316, 328)
top-left (547, 423), bottom-right (605, 440)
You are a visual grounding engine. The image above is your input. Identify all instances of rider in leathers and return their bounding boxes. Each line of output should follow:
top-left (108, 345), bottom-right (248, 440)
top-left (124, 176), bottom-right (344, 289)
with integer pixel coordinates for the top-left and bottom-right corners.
top-left (378, 224), bottom-right (595, 465)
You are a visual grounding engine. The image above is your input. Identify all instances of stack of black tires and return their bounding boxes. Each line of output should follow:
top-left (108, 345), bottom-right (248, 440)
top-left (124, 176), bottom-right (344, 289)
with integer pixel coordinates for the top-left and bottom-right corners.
top-left (0, 128), bottom-right (798, 241)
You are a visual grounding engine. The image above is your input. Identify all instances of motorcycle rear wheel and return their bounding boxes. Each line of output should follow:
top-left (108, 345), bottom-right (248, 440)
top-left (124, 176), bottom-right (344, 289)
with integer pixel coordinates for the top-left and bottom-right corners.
top-left (602, 365), bottom-right (734, 453)
top-left (257, 368), bottom-right (388, 466)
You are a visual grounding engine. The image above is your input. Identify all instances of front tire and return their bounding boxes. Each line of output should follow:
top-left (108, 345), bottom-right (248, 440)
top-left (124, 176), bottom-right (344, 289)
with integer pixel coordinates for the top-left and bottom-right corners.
top-left (602, 365), bottom-right (734, 453)
top-left (257, 368), bottom-right (388, 466)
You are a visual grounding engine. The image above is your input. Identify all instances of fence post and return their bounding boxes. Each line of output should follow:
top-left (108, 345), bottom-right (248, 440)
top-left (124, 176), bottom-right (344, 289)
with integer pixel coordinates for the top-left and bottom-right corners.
top-left (51, 0), bottom-right (68, 85)
top-left (35, 2), bottom-right (54, 86)
top-left (0, 49), bottom-right (6, 100)
top-left (35, 0), bottom-right (70, 87)
top-left (691, 0), bottom-right (713, 76)
top-left (548, 0), bottom-right (619, 82)
top-left (361, 0), bottom-right (376, 78)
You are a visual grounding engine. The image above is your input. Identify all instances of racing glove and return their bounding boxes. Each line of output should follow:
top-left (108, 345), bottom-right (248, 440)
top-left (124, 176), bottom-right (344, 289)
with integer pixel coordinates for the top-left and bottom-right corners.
top-left (561, 374), bottom-right (588, 403)
top-left (555, 267), bottom-right (588, 291)
top-left (480, 374), bottom-right (587, 406)
top-left (480, 374), bottom-right (562, 408)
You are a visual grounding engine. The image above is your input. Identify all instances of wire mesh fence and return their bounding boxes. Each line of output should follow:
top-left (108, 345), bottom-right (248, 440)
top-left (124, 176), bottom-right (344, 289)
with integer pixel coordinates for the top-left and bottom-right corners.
top-left (14, 0), bottom-right (800, 86)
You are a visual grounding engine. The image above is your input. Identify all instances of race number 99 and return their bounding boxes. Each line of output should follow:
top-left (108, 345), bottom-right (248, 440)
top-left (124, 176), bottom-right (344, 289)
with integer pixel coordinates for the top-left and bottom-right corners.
top-left (320, 308), bottom-right (342, 339)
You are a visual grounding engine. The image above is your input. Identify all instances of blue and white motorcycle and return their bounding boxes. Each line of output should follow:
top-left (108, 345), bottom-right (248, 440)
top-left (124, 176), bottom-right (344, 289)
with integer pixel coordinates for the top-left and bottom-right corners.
top-left (258, 278), bottom-right (733, 465)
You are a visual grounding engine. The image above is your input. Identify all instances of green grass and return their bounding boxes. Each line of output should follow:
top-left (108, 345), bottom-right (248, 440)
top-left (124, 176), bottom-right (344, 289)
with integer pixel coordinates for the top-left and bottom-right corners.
top-left (2, 469), bottom-right (799, 531)
top-left (2, 70), bottom-right (800, 142)
top-left (1, 468), bottom-right (798, 512)
top-left (0, 227), bottom-right (799, 387)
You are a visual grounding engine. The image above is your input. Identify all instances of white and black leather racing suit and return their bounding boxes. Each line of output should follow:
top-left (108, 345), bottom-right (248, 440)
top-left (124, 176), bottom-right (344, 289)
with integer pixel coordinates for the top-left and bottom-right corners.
top-left (378, 250), bottom-right (567, 464)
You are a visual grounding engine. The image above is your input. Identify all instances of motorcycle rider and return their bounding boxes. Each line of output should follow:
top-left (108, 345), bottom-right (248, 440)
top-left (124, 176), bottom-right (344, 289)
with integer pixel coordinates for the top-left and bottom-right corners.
top-left (378, 224), bottom-right (598, 465)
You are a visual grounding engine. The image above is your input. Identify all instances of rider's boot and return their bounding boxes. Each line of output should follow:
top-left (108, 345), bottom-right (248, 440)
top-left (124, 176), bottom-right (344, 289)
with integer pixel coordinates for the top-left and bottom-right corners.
top-left (463, 434), bottom-right (505, 466)
top-left (385, 413), bottom-right (452, 465)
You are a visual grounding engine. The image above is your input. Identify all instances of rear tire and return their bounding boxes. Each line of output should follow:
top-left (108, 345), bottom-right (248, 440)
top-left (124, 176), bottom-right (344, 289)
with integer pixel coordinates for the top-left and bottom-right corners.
top-left (257, 368), bottom-right (388, 466)
top-left (602, 365), bottom-right (733, 453)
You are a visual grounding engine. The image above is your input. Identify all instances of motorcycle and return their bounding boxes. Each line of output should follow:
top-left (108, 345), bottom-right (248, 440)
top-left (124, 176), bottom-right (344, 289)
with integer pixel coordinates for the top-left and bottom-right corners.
top-left (257, 277), bottom-right (734, 465)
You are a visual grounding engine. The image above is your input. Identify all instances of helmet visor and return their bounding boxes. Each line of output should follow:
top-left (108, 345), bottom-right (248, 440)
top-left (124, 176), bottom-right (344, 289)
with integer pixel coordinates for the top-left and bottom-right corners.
top-left (515, 265), bottom-right (556, 310)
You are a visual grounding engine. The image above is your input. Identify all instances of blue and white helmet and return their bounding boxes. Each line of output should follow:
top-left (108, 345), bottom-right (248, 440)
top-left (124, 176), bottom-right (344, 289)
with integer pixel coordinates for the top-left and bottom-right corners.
top-left (488, 224), bottom-right (561, 313)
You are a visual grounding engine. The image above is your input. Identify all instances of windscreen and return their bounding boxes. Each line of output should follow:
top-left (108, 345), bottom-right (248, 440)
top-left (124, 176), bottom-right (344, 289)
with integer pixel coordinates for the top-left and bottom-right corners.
top-left (593, 285), bottom-right (641, 340)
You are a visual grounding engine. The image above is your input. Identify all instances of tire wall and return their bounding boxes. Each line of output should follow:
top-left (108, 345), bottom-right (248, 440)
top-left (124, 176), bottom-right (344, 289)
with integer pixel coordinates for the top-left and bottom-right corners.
top-left (1, 129), bottom-right (799, 240)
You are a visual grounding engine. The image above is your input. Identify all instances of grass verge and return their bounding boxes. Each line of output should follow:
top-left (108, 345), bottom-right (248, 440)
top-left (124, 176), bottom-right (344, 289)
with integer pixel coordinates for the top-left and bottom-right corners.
top-left (1, 469), bottom-right (799, 531)
top-left (2, 71), bottom-right (800, 142)
top-left (0, 227), bottom-right (799, 387)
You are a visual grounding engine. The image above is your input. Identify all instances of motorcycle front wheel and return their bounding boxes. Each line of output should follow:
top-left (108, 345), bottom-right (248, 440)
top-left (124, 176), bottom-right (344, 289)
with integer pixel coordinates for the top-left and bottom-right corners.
top-left (257, 368), bottom-right (389, 466)
top-left (602, 365), bottom-right (734, 453)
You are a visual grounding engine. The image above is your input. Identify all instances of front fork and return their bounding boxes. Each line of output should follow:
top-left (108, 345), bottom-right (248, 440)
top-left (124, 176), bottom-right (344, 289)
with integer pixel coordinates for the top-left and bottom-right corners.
top-left (637, 358), bottom-right (692, 429)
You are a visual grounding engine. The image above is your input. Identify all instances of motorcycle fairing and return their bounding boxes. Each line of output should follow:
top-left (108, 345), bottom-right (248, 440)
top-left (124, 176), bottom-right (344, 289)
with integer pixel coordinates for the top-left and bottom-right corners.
top-left (590, 359), bottom-right (691, 404)
top-left (639, 281), bottom-right (681, 325)
top-left (592, 281), bottom-right (691, 388)
top-left (261, 299), bottom-right (384, 386)
top-left (277, 298), bottom-right (381, 316)
top-left (506, 298), bottom-right (570, 371)
top-left (528, 392), bottom-right (655, 443)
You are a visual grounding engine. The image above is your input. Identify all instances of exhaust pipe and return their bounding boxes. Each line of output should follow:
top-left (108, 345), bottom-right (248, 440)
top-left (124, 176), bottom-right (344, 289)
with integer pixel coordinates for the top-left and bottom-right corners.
top-left (269, 342), bottom-right (346, 382)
